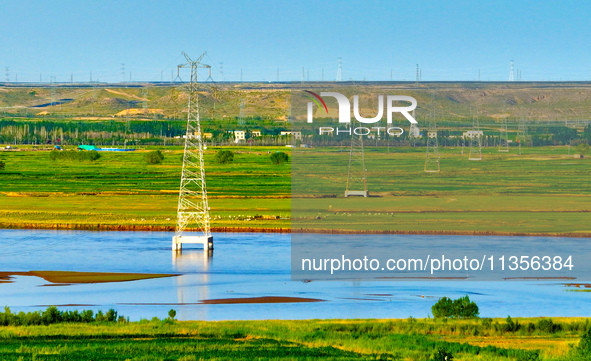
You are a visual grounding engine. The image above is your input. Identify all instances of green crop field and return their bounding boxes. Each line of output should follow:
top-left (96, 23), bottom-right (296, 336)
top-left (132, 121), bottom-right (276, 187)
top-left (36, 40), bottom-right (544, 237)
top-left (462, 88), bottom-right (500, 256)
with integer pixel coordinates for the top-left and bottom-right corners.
top-left (0, 315), bottom-right (590, 360)
top-left (0, 145), bottom-right (589, 235)
top-left (0, 146), bottom-right (291, 230)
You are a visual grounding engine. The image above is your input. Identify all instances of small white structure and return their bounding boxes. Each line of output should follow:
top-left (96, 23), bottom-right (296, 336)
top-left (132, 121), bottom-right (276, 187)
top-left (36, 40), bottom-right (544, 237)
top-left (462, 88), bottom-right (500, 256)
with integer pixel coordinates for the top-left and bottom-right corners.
top-left (427, 130), bottom-right (437, 138)
top-left (463, 130), bottom-right (484, 139)
top-left (172, 235), bottom-right (213, 251)
top-left (251, 130), bottom-right (262, 137)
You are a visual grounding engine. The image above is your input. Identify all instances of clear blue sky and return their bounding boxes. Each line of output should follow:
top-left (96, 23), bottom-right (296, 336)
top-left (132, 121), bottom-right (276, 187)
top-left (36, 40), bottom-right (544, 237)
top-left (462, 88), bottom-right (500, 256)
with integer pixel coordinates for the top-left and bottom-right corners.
top-left (1, 0), bottom-right (590, 83)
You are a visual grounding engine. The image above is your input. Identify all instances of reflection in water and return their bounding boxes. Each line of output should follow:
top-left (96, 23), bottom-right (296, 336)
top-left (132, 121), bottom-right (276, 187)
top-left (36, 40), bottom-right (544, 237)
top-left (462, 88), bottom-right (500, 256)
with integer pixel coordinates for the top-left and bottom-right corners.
top-left (172, 250), bottom-right (212, 320)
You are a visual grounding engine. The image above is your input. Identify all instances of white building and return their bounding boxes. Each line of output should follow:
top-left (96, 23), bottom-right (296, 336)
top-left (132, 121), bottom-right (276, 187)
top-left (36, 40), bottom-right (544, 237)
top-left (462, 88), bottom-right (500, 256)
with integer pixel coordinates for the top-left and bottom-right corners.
top-left (280, 131), bottom-right (302, 140)
top-left (232, 130), bottom-right (246, 143)
top-left (251, 130), bottom-right (262, 137)
top-left (462, 130), bottom-right (484, 139)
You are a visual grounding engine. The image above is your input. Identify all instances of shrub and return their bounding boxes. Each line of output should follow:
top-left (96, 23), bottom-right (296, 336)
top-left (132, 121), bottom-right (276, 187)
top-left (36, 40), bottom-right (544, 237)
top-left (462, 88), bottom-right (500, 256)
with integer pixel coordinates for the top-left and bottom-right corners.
top-left (431, 348), bottom-right (454, 361)
top-left (270, 151), bottom-right (289, 165)
top-left (576, 327), bottom-right (591, 357)
top-left (145, 150), bottom-right (164, 164)
top-left (537, 318), bottom-right (561, 333)
top-left (502, 316), bottom-right (521, 332)
top-left (50, 150), bottom-right (101, 162)
top-left (432, 295), bottom-right (479, 319)
top-left (215, 150), bottom-right (234, 164)
top-left (0, 160), bottom-right (5, 170)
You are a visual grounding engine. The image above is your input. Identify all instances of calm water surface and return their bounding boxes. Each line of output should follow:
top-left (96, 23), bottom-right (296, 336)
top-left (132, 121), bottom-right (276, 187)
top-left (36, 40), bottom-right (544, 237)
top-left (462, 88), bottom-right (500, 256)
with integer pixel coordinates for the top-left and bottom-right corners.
top-left (1, 230), bottom-right (590, 321)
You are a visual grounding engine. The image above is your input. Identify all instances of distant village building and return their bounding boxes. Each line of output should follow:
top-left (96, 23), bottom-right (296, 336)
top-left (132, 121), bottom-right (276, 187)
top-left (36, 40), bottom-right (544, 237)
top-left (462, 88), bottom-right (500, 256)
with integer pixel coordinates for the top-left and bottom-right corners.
top-left (232, 130), bottom-right (246, 143)
top-left (251, 130), bottom-right (262, 137)
top-left (183, 131), bottom-right (212, 139)
top-left (427, 130), bottom-right (437, 138)
top-left (280, 131), bottom-right (302, 140)
top-left (462, 130), bottom-right (484, 139)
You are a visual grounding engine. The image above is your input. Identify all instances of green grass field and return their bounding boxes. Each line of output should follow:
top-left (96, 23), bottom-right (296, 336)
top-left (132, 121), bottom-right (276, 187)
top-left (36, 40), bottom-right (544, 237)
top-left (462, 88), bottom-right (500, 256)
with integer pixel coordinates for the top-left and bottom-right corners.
top-left (0, 145), bottom-right (589, 235)
top-left (0, 146), bottom-right (290, 230)
top-left (0, 316), bottom-right (589, 360)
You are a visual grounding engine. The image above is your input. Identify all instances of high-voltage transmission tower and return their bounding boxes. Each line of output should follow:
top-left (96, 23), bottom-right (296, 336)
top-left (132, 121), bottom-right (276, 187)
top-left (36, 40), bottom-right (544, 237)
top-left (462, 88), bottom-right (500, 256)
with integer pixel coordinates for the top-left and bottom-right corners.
top-left (425, 120), bottom-right (440, 172)
top-left (509, 60), bottom-right (515, 81)
top-left (498, 118), bottom-right (510, 152)
top-left (468, 117), bottom-right (483, 160)
top-left (517, 117), bottom-right (529, 155)
top-left (172, 52), bottom-right (213, 252)
top-left (345, 134), bottom-right (368, 197)
top-left (336, 57), bottom-right (342, 81)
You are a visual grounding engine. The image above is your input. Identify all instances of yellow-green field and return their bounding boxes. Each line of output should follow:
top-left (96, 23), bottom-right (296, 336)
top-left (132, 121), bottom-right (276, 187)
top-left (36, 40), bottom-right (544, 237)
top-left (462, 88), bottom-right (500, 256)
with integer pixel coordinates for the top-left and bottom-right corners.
top-left (0, 145), bottom-right (589, 235)
top-left (1, 316), bottom-right (590, 360)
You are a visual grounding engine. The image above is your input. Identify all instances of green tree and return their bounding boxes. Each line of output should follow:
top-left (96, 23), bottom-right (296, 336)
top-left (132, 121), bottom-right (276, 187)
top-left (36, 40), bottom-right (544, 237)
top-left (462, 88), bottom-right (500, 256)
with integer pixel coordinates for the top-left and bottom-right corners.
top-left (432, 297), bottom-right (454, 318)
top-left (432, 296), bottom-right (479, 319)
top-left (168, 309), bottom-right (177, 320)
top-left (106, 309), bottom-right (118, 322)
top-left (145, 150), bottom-right (165, 164)
top-left (0, 159), bottom-right (5, 170)
top-left (215, 150), bottom-right (234, 164)
top-left (452, 295), bottom-right (479, 319)
top-left (42, 306), bottom-right (61, 325)
top-left (270, 151), bottom-right (289, 165)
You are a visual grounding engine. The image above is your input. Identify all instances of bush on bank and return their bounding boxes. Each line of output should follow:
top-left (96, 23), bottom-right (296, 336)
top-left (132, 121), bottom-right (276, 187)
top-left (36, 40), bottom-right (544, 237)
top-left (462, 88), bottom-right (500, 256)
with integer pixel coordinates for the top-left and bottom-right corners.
top-left (49, 150), bottom-right (101, 162)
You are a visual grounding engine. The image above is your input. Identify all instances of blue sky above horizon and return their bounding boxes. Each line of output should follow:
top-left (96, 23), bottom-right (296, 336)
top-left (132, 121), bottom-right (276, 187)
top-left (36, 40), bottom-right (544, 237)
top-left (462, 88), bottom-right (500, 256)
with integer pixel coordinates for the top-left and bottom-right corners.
top-left (1, 0), bottom-right (590, 83)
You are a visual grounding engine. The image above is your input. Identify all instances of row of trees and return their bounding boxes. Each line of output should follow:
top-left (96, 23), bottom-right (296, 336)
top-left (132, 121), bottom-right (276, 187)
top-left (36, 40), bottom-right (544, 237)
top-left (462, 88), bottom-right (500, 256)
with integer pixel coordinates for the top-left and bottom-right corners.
top-left (0, 306), bottom-right (123, 326)
top-left (1, 118), bottom-right (590, 147)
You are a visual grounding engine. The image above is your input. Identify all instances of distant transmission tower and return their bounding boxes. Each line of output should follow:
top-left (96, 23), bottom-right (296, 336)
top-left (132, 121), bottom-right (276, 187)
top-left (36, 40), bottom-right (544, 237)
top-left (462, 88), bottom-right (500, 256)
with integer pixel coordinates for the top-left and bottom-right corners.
top-left (142, 87), bottom-right (149, 114)
top-left (498, 118), bottom-right (509, 152)
top-left (468, 117), bottom-right (483, 160)
top-left (239, 98), bottom-right (245, 123)
top-left (416, 64), bottom-right (419, 84)
top-left (4, 67), bottom-right (9, 82)
top-left (49, 76), bottom-right (57, 108)
top-left (517, 117), bottom-right (529, 155)
top-left (509, 60), bottom-right (514, 81)
top-left (345, 134), bottom-right (368, 197)
top-left (172, 52), bottom-right (213, 252)
top-left (336, 57), bottom-right (342, 82)
top-left (425, 120), bottom-right (440, 172)
top-left (121, 63), bottom-right (125, 83)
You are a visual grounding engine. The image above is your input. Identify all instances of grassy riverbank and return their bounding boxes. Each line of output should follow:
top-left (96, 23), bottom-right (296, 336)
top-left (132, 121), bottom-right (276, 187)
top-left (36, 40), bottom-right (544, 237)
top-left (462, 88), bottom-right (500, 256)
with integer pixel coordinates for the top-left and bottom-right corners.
top-left (0, 316), bottom-right (590, 360)
top-left (0, 145), bottom-right (589, 235)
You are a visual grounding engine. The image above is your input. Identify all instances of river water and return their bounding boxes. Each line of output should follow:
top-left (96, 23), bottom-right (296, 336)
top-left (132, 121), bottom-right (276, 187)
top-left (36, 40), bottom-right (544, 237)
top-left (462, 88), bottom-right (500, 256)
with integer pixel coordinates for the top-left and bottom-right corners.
top-left (1, 230), bottom-right (589, 321)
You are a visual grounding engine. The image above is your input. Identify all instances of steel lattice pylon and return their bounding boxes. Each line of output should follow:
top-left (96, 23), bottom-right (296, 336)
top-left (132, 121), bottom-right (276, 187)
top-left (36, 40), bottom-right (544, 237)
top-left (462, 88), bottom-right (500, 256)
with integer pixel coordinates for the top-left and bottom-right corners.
top-left (345, 133), bottom-right (368, 197)
top-left (172, 52), bottom-right (213, 252)
top-left (468, 117), bottom-right (483, 161)
top-left (517, 117), bottom-right (529, 155)
top-left (425, 120), bottom-right (440, 172)
top-left (498, 118), bottom-right (509, 152)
